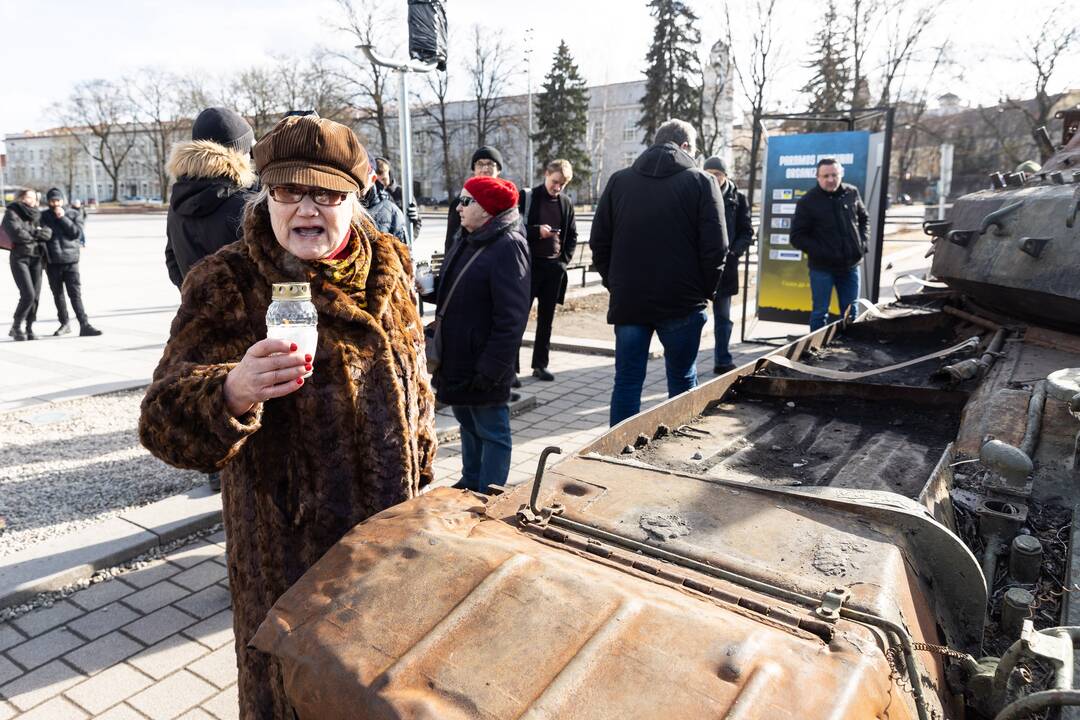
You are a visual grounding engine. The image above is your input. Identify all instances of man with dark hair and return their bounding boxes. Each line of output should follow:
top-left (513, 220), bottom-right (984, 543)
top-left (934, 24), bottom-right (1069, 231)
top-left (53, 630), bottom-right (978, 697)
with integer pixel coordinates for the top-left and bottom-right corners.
top-left (703, 156), bottom-right (753, 374)
top-left (591, 118), bottom-right (728, 425)
top-left (41, 188), bottom-right (100, 336)
top-left (445, 146), bottom-right (503, 250)
top-left (375, 157), bottom-right (421, 238)
top-left (518, 159), bottom-right (578, 381)
top-left (165, 106), bottom-right (256, 289)
top-left (789, 158), bottom-right (868, 330)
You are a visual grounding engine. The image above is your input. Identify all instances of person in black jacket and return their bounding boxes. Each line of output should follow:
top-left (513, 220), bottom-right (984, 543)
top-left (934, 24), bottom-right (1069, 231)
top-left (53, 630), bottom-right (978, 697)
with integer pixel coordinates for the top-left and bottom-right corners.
top-left (428, 175), bottom-right (530, 492)
top-left (4, 189), bottom-right (51, 341)
top-left (164, 107), bottom-right (254, 493)
top-left (41, 188), bottom-right (100, 336)
top-left (789, 158), bottom-right (868, 330)
top-left (703, 157), bottom-right (753, 374)
top-left (590, 119), bottom-right (728, 426)
top-left (444, 146), bottom-right (503, 251)
top-left (375, 157), bottom-right (421, 239)
top-left (518, 159), bottom-right (578, 381)
top-left (165, 107), bottom-right (255, 289)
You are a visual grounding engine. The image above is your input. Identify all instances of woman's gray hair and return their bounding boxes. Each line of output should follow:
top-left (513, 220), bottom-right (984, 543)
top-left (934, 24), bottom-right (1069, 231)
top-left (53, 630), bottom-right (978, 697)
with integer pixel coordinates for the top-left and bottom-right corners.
top-left (15, 188), bottom-right (36, 201)
top-left (654, 119), bottom-right (697, 154)
top-left (243, 185), bottom-right (371, 227)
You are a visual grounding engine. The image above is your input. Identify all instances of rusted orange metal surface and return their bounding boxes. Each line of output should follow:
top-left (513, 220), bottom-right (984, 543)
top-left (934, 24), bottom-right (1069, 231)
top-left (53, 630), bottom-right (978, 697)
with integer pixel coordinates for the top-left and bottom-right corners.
top-left (253, 487), bottom-right (931, 719)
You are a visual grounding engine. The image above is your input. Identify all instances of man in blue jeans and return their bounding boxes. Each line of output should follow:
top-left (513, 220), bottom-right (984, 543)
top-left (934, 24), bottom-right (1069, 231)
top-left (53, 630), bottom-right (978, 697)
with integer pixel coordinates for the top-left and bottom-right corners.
top-left (790, 158), bottom-right (869, 331)
top-left (591, 119), bottom-right (728, 426)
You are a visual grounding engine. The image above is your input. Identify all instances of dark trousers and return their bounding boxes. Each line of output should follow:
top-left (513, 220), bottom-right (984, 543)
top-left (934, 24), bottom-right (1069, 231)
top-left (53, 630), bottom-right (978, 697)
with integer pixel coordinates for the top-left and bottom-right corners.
top-left (530, 260), bottom-right (565, 370)
top-left (10, 254), bottom-right (44, 328)
top-left (46, 261), bottom-right (87, 325)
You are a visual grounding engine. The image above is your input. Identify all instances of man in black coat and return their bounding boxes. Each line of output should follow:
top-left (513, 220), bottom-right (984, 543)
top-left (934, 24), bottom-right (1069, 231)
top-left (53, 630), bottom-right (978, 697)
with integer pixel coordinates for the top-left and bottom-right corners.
top-left (789, 157), bottom-right (869, 330)
top-left (444, 146), bottom-right (503, 251)
top-left (430, 175), bottom-right (530, 492)
top-left (374, 157), bottom-right (421, 239)
top-left (590, 119), bottom-right (727, 426)
top-left (703, 157), bottom-right (753, 374)
top-left (518, 159), bottom-right (578, 381)
top-left (165, 107), bottom-right (255, 288)
top-left (41, 188), bottom-right (100, 336)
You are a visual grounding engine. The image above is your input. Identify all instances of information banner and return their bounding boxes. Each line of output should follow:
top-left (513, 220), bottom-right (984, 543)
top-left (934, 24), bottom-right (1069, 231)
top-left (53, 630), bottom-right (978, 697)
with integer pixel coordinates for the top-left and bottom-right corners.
top-left (757, 131), bottom-right (871, 324)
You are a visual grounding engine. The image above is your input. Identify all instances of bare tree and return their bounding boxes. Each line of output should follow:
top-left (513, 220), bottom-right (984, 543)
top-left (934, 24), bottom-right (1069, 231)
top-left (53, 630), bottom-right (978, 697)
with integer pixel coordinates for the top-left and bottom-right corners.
top-left (846, 0), bottom-right (881, 110)
top-left (415, 69), bottom-right (461, 198)
top-left (724, 0), bottom-right (784, 205)
top-left (59, 80), bottom-right (140, 201)
top-left (332, 0), bottom-right (398, 159)
top-left (301, 50), bottom-right (352, 122)
top-left (891, 42), bottom-right (951, 198)
top-left (226, 65), bottom-right (285, 138)
top-left (699, 40), bottom-right (732, 159)
top-left (464, 24), bottom-right (517, 149)
top-left (1003, 6), bottom-right (1077, 161)
top-left (875, 3), bottom-right (938, 109)
top-left (128, 67), bottom-right (187, 202)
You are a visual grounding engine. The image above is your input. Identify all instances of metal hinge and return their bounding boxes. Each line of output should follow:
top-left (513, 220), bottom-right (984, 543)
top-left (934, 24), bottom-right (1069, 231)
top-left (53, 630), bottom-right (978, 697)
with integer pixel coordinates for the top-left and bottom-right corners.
top-left (815, 587), bottom-right (851, 622)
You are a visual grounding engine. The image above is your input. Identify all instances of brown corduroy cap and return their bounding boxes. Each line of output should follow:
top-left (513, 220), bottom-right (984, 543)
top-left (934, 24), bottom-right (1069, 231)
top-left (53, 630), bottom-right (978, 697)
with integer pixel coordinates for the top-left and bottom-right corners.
top-left (254, 115), bottom-right (369, 193)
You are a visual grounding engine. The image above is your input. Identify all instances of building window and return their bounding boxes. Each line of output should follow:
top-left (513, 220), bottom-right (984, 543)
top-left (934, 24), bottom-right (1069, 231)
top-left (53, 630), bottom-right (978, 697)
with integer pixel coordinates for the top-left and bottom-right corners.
top-left (623, 151), bottom-right (636, 168)
top-left (622, 119), bottom-right (637, 142)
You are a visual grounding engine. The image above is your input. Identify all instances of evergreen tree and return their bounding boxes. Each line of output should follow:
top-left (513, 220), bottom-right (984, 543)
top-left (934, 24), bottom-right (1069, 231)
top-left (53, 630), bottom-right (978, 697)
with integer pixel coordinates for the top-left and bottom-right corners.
top-left (533, 41), bottom-right (592, 186)
top-left (801, 0), bottom-right (851, 132)
top-left (638, 0), bottom-right (703, 147)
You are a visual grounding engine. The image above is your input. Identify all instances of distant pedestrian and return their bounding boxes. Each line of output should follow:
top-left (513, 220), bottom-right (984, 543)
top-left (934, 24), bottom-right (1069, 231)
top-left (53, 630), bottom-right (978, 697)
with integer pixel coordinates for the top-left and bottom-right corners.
top-left (165, 106), bottom-right (256, 289)
top-left (41, 188), bottom-right (101, 336)
top-left (590, 119), bottom-right (728, 426)
top-left (361, 161), bottom-right (409, 245)
top-left (3, 189), bottom-right (51, 341)
top-left (518, 159), bottom-right (578, 381)
top-left (445, 146), bottom-right (503, 250)
top-left (428, 175), bottom-right (529, 492)
top-left (375, 157), bottom-right (421, 238)
top-left (703, 157), bottom-right (753, 374)
top-left (789, 157), bottom-right (868, 330)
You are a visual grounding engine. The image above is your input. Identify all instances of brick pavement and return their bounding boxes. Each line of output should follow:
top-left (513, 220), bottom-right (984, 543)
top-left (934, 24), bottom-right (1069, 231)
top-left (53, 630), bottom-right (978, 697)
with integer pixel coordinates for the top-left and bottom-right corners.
top-left (0, 340), bottom-right (763, 719)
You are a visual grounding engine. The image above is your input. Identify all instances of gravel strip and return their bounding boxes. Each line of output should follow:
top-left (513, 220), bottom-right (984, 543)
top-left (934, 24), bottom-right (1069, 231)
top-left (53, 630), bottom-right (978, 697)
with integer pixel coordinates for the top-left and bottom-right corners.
top-left (0, 389), bottom-right (204, 558)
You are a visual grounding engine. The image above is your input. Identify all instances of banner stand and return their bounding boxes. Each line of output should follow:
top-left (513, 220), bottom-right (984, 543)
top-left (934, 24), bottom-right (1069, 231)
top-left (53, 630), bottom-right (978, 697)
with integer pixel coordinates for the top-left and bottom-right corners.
top-left (739, 107), bottom-right (894, 345)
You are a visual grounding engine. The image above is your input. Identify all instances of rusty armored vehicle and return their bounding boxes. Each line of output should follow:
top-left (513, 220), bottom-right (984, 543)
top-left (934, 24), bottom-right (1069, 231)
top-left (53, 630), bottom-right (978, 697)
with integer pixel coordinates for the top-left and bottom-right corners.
top-left (250, 114), bottom-right (1080, 720)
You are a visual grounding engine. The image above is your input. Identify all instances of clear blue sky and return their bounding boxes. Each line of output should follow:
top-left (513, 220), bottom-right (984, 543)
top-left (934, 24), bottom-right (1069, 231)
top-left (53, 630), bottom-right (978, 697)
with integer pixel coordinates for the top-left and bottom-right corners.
top-left (0, 0), bottom-right (1074, 138)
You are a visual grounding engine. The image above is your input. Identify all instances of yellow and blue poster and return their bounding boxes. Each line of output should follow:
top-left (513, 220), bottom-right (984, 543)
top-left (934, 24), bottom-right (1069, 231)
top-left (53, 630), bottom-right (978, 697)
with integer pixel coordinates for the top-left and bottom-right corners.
top-left (757, 131), bottom-right (871, 324)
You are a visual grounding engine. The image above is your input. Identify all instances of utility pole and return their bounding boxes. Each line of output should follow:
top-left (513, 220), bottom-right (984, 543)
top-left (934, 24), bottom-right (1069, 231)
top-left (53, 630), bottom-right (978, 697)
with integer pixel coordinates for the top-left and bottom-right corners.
top-left (357, 44), bottom-right (435, 248)
top-left (525, 27), bottom-right (535, 185)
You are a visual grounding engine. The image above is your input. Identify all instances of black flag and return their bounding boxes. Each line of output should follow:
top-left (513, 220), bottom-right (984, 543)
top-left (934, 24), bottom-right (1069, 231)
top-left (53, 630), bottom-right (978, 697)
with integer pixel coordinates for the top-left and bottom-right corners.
top-left (408, 0), bottom-right (448, 71)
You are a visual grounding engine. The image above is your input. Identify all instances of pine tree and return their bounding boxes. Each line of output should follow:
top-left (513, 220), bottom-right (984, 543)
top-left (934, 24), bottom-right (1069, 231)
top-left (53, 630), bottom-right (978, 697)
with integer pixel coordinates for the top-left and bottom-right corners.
top-left (533, 41), bottom-right (592, 187)
top-left (801, 0), bottom-right (851, 132)
top-left (638, 0), bottom-right (703, 147)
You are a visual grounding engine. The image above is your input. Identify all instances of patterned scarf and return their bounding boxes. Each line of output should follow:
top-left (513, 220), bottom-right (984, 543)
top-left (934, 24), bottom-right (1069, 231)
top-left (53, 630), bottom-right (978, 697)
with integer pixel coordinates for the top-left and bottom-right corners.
top-left (314, 224), bottom-right (372, 308)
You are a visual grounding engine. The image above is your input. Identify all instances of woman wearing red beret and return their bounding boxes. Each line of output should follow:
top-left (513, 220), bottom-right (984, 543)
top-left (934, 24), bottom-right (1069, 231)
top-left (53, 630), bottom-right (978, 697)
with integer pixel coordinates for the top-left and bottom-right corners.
top-left (429, 175), bottom-right (530, 491)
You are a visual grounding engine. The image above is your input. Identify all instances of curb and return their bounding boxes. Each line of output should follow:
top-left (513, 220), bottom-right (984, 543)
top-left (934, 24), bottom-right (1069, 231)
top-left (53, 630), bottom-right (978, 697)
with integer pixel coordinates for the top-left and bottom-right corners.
top-left (0, 378), bottom-right (151, 416)
top-left (0, 486), bottom-right (222, 609)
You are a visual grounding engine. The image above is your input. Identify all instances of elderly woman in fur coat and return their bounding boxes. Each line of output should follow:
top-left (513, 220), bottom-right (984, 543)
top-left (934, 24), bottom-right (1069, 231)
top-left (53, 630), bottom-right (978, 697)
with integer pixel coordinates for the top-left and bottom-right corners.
top-left (140, 115), bottom-right (437, 719)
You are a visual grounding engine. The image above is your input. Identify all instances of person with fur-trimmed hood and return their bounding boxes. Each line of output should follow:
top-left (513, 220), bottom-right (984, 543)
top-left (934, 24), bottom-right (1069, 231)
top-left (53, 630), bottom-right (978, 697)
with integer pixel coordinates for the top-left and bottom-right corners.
top-left (140, 114), bottom-right (437, 719)
top-left (165, 106), bottom-right (256, 288)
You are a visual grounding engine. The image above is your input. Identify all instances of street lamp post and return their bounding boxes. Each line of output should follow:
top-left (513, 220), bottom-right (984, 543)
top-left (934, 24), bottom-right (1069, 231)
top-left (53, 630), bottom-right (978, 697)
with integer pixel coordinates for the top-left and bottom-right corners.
top-left (356, 44), bottom-right (436, 249)
top-left (525, 28), bottom-right (535, 185)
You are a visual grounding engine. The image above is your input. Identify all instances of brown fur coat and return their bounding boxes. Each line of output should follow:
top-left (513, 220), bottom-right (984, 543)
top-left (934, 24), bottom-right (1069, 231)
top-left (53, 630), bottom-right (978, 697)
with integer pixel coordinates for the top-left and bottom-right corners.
top-left (139, 202), bottom-right (436, 719)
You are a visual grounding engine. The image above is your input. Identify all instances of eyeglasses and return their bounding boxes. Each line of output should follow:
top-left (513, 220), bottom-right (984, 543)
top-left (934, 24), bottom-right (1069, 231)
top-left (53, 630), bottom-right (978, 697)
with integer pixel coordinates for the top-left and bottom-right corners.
top-left (474, 160), bottom-right (497, 169)
top-left (269, 185), bottom-right (349, 206)
top-left (459, 196), bottom-right (475, 207)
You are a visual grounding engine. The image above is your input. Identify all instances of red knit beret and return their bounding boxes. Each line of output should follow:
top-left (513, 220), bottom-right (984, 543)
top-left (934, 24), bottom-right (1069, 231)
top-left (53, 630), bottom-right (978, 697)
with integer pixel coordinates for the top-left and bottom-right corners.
top-left (463, 176), bottom-right (519, 215)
